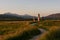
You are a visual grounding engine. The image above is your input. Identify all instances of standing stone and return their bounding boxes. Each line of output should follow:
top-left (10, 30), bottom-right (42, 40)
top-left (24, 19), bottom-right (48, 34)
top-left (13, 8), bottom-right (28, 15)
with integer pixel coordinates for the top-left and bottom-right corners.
top-left (38, 14), bottom-right (40, 22)
top-left (33, 16), bottom-right (35, 22)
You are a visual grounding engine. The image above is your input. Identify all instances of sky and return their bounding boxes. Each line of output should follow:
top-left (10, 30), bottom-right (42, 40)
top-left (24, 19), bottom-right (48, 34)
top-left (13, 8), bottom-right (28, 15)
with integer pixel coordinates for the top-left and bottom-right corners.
top-left (0, 0), bottom-right (60, 17)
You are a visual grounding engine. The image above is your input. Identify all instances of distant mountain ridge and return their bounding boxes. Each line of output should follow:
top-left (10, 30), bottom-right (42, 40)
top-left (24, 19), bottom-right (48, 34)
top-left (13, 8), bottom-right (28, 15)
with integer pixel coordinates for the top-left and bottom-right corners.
top-left (42, 13), bottom-right (60, 20)
top-left (0, 12), bottom-right (60, 21)
top-left (0, 12), bottom-right (37, 21)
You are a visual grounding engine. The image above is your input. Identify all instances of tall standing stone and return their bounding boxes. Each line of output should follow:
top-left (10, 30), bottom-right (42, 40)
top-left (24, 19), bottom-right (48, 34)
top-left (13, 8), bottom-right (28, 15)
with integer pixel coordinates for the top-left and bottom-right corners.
top-left (33, 16), bottom-right (35, 22)
top-left (38, 13), bottom-right (40, 22)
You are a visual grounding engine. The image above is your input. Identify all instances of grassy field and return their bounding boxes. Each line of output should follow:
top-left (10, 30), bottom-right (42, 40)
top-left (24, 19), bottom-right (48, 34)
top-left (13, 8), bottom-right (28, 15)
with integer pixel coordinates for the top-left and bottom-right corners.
top-left (38, 20), bottom-right (60, 30)
top-left (0, 21), bottom-right (41, 40)
top-left (38, 20), bottom-right (60, 40)
top-left (0, 20), bottom-right (60, 40)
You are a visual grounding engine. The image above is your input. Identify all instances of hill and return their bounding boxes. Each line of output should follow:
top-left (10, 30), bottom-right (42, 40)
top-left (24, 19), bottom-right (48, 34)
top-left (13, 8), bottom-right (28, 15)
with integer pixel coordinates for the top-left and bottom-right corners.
top-left (42, 13), bottom-right (60, 20)
top-left (0, 12), bottom-right (37, 21)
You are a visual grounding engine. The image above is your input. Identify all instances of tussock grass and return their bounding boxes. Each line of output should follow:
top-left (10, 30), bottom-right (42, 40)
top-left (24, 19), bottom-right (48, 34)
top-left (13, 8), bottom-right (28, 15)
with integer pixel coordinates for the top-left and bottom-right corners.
top-left (0, 21), bottom-right (41, 40)
top-left (38, 26), bottom-right (60, 40)
top-left (0, 20), bottom-right (60, 40)
top-left (38, 20), bottom-right (60, 30)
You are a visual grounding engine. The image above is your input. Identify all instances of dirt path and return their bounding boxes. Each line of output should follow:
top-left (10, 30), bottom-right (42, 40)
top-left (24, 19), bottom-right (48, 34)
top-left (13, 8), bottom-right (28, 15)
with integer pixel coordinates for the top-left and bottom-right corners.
top-left (29, 29), bottom-right (46, 40)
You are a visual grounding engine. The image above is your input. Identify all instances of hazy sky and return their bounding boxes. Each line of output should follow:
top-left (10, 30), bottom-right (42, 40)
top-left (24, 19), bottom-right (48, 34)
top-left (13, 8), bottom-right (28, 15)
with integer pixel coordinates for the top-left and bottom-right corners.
top-left (0, 0), bottom-right (60, 16)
